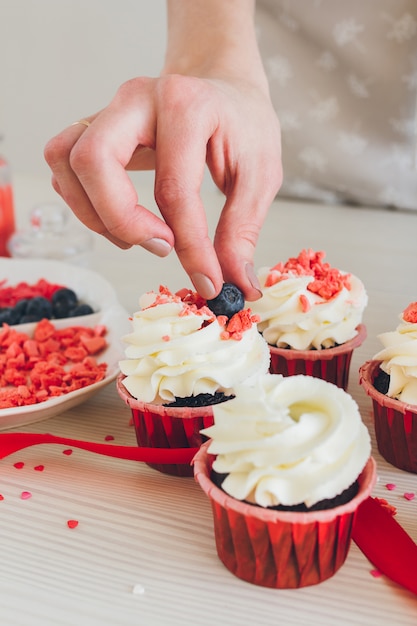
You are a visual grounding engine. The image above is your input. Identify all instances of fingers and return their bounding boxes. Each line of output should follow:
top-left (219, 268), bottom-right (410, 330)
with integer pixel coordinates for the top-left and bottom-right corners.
top-left (44, 81), bottom-right (174, 255)
top-left (212, 130), bottom-right (283, 301)
top-left (153, 77), bottom-right (224, 299)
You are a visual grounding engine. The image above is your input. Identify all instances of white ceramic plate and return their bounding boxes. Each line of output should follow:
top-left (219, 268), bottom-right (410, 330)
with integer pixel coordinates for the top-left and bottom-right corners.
top-left (0, 258), bottom-right (131, 430)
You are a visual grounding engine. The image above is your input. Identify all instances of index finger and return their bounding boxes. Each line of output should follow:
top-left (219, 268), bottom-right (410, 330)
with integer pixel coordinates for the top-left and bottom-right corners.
top-left (154, 91), bottom-right (223, 299)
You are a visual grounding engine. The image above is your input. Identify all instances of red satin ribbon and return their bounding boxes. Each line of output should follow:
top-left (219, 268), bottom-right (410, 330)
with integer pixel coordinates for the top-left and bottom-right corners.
top-left (1, 432), bottom-right (416, 596)
top-left (0, 432), bottom-right (198, 465)
top-left (352, 495), bottom-right (417, 596)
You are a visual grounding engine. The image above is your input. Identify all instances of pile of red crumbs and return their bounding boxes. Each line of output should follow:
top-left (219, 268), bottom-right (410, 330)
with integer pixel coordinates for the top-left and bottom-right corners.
top-left (0, 318), bottom-right (108, 408)
top-left (265, 249), bottom-right (352, 300)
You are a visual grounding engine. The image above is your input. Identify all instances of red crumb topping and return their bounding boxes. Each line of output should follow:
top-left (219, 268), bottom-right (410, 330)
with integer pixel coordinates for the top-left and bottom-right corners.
top-left (0, 278), bottom-right (65, 307)
top-left (266, 249), bottom-right (351, 300)
top-left (220, 309), bottom-right (260, 341)
top-left (0, 318), bottom-right (108, 408)
top-left (144, 285), bottom-right (257, 341)
top-left (402, 302), bottom-right (417, 323)
top-left (299, 294), bottom-right (310, 312)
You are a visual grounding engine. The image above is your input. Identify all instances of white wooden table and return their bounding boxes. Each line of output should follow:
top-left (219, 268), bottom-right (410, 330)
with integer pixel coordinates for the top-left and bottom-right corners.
top-left (1, 175), bottom-right (416, 625)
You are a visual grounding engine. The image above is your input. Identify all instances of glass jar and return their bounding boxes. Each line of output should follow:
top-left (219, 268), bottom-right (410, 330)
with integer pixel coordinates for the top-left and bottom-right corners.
top-left (7, 202), bottom-right (93, 266)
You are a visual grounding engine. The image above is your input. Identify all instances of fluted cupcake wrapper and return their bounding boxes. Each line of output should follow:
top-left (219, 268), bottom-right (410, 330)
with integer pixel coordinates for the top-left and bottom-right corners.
top-left (117, 374), bottom-right (214, 477)
top-left (269, 324), bottom-right (367, 390)
top-left (360, 359), bottom-right (417, 474)
top-left (193, 442), bottom-right (376, 588)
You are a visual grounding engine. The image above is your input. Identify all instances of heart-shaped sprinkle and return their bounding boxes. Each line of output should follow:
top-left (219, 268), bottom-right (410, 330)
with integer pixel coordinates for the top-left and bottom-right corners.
top-left (67, 520), bottom-right (79, 529)
top-left (34, 465), bottom-right (45, 472)
top-left (0, 494), bottom-right (4, 501)
top-left (13, 462), bottom-right (24, 469)
top-left (63, 449), bottom-right (73, 456)
top-left (370, 569), bottom-right (382, 578)
top-left (404, 492), bottom-right (415, 501)
top-left (385, 483), bottom-right (396, 490)
top-left (20, 491), bottom-right (32, 500)
top-left (104, 435), bottom-right (114, 441)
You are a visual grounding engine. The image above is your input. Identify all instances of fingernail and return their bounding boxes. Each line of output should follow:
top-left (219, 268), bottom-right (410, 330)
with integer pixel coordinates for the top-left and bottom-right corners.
top-left (141, 238), bottom-right (172, 257)
top-left (191, 273), bottom-right (217, 300)
top-left (245, 263), bottom-right (262, 296)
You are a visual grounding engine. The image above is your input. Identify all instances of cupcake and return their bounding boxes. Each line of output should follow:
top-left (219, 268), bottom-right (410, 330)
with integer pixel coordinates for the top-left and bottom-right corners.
top-left (249, 249), bottom-right (367, 389)
top-left (194, 373), bottom-right (375, 588)
top-left (117, 285), bottom-right (270, 476)
top-left (360, 301), bottom-right (417, 473)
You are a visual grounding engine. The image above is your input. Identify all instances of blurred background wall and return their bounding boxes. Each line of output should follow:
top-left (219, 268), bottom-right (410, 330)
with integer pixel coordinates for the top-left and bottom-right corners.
top-left (0, 0), bottom-right (167, 177)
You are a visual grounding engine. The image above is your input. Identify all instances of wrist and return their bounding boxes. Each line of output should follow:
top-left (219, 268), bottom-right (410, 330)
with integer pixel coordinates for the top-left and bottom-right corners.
top-left (162, 0), bottom-right (268, 92)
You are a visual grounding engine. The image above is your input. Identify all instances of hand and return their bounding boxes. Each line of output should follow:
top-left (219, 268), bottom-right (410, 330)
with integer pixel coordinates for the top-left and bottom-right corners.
top-left (44, 73), bottom-right (282, 300)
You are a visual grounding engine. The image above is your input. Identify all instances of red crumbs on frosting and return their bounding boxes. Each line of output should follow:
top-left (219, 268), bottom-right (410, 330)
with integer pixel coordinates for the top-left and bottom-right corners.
top-left (221, 309), bottom-right (259, 341)
top-left (402, 302), bottom-right (417, 323)
top-left (145, 285), bottom-right (257, 341)
top-left (266, 249), bottom-right (351, 300)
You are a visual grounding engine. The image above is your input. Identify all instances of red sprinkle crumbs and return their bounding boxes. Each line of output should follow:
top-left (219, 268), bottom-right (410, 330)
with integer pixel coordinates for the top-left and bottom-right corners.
top-left (402, 302), bottom-right (417, 323)
top-left (221, 309), bottom-right (260, 341)
top-left (0, 318), bottom-right (108, 409)
top-left (0, 278), bottom-right (65, 307)
top-left (67, 520), bottom-right (79, 529)
top-left (265, 249), bottom-right (351, 300)
top-left (13, 462), bottom-right (24, 469)
top-left (62, 449), bottom-right (73, 455)
top-left (34, 465), bottom-right (45, 472)
top-left (144, 285), bottom-right (258, 342)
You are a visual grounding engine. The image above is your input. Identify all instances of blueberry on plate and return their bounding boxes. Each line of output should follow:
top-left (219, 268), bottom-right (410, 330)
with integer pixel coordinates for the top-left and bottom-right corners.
top-left (0, 307), bottom-right (17, 325)
top-left (25, 296), bottom-right (53, 321)
top-left (52, 288), bottom-right (78, 318)
top-left (206, 283), bottom-right (245, 318)
top-left (69, 304), bottom-right (94, 317)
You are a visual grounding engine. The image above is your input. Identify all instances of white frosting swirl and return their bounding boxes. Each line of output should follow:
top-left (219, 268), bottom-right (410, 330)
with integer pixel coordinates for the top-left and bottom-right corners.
top-left (202, 374), bottom-right (371, 508)
top-left (119, 289), bottom-right (270, 403)
top-left (373, 309), bottom-right (417, 404)
top-left (250, 257), bottom-right (367, 350)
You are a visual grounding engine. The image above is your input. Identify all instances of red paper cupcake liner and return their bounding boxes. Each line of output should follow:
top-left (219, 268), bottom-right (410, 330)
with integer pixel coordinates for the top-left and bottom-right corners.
top-left (359, 359), bottom-right (417, 473)
top-left (117, 374), bottom-right (214, 477)
top-left (193, 442), bottom-right (376, 588)
top-left (269, 324), bottom-right (367, 390)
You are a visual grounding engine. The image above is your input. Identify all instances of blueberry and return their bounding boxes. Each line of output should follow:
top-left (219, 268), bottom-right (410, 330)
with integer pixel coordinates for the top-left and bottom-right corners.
top-left (25, 296), bottom-right (53, 321)
top-left (13, 299), bottom-right (29, 319)
top-left (69, 304), bottom-right (94, 317)
top-left (206, 283), bottom-right (245, 318)
top-left (0, 308), bottom-right (15, 325)
top-left (52, 288), bottom-right (78, 318)
top-left (19, 314), bottom-right (42, 324)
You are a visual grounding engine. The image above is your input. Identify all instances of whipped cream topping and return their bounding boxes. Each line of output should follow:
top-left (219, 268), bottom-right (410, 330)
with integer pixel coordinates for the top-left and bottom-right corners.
top-left (250, 249), bottom-right (367, 350)
top-left (373, 302), bottom-right (417, 404)
top-left (201, 374), bottom-right (371, 508)
top-left (119, 286), bottom-right (270, 403)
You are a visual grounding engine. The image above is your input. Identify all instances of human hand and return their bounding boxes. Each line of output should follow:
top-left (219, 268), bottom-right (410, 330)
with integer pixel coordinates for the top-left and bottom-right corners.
top-left (44, 73), bottom-right (282, 301)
